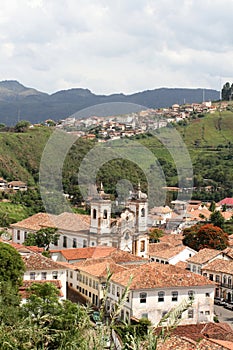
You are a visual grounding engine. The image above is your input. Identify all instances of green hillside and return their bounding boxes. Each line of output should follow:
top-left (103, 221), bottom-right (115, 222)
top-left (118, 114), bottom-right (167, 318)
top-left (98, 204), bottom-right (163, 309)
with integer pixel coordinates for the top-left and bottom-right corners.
top-left (0, 110), bottom-right (232, 211)
top-left (0, 126), bottom-right (52, 184)
top-left (179, 111), bottom-right (233, 148)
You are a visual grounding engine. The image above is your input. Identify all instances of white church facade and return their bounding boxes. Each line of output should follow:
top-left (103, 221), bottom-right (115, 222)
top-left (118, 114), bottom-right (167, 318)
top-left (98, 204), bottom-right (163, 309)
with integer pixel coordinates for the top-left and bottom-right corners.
top-left (11, 184), bottom-right (149, 258)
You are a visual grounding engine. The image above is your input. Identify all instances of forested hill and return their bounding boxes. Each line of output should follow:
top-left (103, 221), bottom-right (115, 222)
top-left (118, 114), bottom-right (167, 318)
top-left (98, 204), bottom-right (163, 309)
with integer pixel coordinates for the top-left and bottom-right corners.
top-left (0, 109), bottom-right (233, 205)
top-left (0, 80), bottom-right (219, 125)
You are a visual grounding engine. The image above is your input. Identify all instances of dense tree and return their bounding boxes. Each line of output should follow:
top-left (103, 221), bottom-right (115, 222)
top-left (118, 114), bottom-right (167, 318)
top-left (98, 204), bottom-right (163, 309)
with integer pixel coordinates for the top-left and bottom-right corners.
top-left (183, 223), bottom-right (229, 251)
top-left (149, 228), bottom-right (164, 243)
top-left (221, 82), bottom-right (233, 101)
top-left (210, 210), bottom-right (225, 228)
top-left (209, 201), bottom-right (216, 212)
top-left (0, 242), bottom-right (25, 285)
top-left (24, 227), bottom-right (59, 251)
top-left (14, 120), bottom-right (31, 132)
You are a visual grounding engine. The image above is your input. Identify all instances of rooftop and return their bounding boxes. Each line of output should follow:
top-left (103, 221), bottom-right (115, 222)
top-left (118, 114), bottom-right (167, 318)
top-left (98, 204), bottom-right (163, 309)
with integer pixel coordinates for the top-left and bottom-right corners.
top-left (112, 262), bottom-right (215, 290)
top-left (11, 212), bottom-right (90, 232)
top-left (187, 248), bottom-right (222, 265)
top-left (203, 258), bottom-right (233, 274)
top-left (22, 253), bottom-right (66, 271)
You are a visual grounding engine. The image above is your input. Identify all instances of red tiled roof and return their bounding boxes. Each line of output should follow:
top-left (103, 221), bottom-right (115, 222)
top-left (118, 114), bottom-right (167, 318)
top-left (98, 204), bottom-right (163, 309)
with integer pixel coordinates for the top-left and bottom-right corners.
top-left (218, 198), bottom-right (233, 206)
top-left (159, 234), bottom-right (183, 246)
top-left (11, 213), bottom-right (56, 230)
top-left (74, 258), bottom-right (127, 278)
top-left (171, 322), bottom-right (233, 342)
top-left (203, 259), bottom-right (233, 274)
top-left (187, 248), bottom-right (222, 265)
top-left (112, 262), bottom-right (215, 290)
top-left (149, 245), bottom-right (189, 259)
top-left (11, 212), bottom-right (90, 232)
top-left (52, 246), bottom-right (117, 261)
top-left (22, 253), bottom-right (66, 271)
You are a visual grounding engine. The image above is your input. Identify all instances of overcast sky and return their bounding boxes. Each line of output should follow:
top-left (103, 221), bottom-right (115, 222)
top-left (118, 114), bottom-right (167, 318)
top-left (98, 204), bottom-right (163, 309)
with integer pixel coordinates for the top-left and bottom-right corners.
top-left (0, 0), bottom-right (232, 95)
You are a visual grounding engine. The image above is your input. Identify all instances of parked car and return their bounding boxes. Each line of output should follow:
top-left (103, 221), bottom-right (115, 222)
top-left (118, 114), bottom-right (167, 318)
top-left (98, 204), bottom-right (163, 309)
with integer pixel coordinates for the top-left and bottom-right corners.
top-left (214, 297), bottom-right (225, 305)
top-left (224, 302), bottom-right (233, 310)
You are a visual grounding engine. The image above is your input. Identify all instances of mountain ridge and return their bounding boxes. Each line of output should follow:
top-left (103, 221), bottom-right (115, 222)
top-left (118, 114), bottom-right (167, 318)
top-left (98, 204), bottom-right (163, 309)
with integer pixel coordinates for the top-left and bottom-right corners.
top-left (0, 80), bottom-right (220, 125)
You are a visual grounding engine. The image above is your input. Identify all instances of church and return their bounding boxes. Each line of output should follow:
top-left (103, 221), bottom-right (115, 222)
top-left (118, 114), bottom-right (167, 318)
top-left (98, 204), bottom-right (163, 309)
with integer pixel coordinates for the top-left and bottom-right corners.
top-left (11, 184), bottom-right (149, 258)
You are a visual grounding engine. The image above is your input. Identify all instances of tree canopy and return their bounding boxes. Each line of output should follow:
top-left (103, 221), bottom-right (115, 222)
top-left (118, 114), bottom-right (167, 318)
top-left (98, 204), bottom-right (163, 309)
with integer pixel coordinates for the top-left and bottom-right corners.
top-left (0, 242), bottom-right (25, 285)
top-left (210, 210), bottom-right (225, 228)
top-left (24, 227), bottom-right (59, 251)
top-left (183, 223), bottom-right (229, 251)
top-left (221, 82), bottom-right (233, 101)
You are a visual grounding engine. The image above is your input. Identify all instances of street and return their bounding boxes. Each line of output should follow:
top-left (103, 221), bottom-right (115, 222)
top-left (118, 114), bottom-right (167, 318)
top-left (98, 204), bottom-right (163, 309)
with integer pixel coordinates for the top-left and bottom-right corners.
top-left (214, 305), bottom-right (233, 327)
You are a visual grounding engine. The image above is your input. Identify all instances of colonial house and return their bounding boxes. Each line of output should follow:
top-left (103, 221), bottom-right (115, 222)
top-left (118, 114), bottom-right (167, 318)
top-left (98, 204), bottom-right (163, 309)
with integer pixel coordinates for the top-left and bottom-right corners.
top-left (5, 241), bottom-right (67, 301)
top-left (186, 248), bottom-right (233, 275)
top-left (21, 251), bottom-right (67, 300)
top-left (64, 249), bottom-right (147, 307)
top-left (149, 243), bottom-right (196, 265)
top-left (11, 185), bottom-right (149, 257)
top-left (202, 259), bottom-right (233, 302)
top-left (109, 262), bottom-right (216, 326)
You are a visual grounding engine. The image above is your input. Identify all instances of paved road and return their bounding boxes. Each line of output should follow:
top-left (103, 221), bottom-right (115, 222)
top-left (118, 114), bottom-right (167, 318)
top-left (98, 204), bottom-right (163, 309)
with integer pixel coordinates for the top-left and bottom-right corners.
top-left (214, 305), bottom-right (233, 327)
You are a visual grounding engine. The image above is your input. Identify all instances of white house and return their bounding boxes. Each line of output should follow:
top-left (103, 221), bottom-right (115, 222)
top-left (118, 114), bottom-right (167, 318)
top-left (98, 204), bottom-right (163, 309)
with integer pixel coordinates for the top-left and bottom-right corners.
top-left (186, 248), bottom-right (233, 275)
top-left (109, 262), bottom-right (216, 326)
top-left (149, 244), bottom-right (197, 265)
top-left (202, 259), bottom-right (233, 302)
top-left (21, 251), bottom-right (67, 299)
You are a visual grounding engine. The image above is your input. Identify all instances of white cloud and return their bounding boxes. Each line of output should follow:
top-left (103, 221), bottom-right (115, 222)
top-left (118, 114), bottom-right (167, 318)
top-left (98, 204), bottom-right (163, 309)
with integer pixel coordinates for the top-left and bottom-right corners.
top-left (0, 0), bottom-right (232, 94)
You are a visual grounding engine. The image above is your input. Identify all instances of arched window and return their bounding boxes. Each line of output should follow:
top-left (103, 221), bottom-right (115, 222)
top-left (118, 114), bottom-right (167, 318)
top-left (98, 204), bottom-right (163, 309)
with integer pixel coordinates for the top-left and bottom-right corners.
top-left (141, 208), bottom-right (145, 217)
top-left (63, 236), bottom-right (67, 248)
top-left (93, 208), bottom-right (97, 219)
top-left (103, 209), bottom-right (107, 219)
top-left (73, 238), bottom-right (77, 248)
top-left (223, 275), bottom-right (227, 285)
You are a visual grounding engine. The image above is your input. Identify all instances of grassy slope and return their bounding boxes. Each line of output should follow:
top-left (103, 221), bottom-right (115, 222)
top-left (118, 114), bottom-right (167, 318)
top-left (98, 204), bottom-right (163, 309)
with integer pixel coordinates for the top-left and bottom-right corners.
top-left (0, 126), bottom-right (52, 184)
top-left (180, 111), bottom-right (233, 148)
top-left (0, 202), bottom-right (30, 222)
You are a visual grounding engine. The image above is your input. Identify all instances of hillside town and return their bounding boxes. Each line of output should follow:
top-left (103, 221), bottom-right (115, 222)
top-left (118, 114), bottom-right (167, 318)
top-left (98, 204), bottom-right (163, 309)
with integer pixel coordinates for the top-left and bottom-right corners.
top-left (1, 181), bottom-right (233, 348)
top-left (55, 101), bottom-right (231, 141)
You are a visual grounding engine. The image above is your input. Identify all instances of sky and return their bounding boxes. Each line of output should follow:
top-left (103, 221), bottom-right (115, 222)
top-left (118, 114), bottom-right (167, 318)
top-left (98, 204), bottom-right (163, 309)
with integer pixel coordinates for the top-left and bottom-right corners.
top-left (0, 0), bottom-right (233, 95)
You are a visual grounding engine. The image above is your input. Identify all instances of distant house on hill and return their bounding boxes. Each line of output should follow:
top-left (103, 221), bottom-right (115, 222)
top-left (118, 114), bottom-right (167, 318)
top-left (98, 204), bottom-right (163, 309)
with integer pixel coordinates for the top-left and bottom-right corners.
top-left (217, 198), bottom-right (233, 210)
top-left (0, 177), bottom-right (7, 190)
top-left (8, 180), bottom-right (27, 191)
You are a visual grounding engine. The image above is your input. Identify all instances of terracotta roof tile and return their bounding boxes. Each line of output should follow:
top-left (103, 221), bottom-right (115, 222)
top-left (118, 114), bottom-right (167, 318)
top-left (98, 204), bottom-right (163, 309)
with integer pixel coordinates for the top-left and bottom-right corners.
top-left (51, 246), bottom-right (117, 261)
top-left (187, 248), bottom-right (222, 265)
top-left (11, 213), bottom-right (56, 231)
top-left (53, 212), bottom-right (90, 231)
top-left (170, 322), bottom-right (233, 342)
top-left (203, 259), bottom-right (233, 274)
top-left (175, 261), bottom-right (188, 269)
top-left (22, 253), bottom-right (66, 271)
top-left (223, 247), bottom-right (233, 259)
top-left (11, 212), bottom-right (90, 232)
top-left (218, 198), bottom-right (233, 206)
top-left (74, 258), bottom-right (127, 277)
top-left (149, 243), bottom-right (172, 254)
top-left (150, 245), bottom-right (188, 260)
top-left (112, 262), bottom-right (215, 289)
top-left (159, 234), bottom-right (183, 246)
